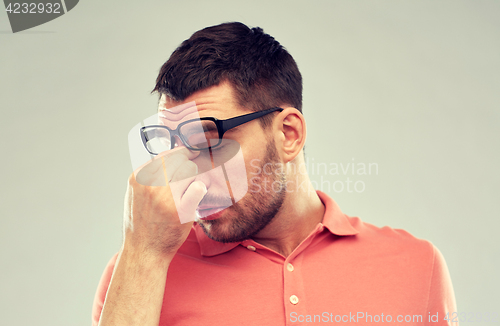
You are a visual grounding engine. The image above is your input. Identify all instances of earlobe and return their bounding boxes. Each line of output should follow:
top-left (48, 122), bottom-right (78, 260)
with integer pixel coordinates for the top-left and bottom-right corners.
top-left (276, 108), bottom-right (306, 163)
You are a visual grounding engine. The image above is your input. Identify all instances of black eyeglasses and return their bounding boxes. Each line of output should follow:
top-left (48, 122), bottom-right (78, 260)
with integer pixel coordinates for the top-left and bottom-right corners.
top-left (140, 107), bottom-right (283, 155)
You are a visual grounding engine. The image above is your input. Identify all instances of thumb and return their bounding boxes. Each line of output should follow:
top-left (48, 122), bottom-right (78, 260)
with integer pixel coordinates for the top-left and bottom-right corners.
top-left (178, 181), bottom-right (207, 223)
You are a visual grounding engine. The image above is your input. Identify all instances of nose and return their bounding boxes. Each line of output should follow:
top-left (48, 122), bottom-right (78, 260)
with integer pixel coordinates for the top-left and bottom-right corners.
top-left (171, 135), bottom-right (186, 149)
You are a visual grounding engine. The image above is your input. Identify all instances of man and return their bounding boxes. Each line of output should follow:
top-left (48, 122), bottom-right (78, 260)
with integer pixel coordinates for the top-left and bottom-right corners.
top-left (92, 22), bottom-right (457, 325)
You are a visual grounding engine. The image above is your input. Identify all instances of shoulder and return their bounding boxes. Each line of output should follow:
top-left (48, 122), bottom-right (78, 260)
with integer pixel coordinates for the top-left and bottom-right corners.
top-left (349, 215), bottom-right (434, 248)
top-left (342, 216), bottom-right (455, 297)
top-left (344, 215), bottom-right (437, 267)
top-left (330, 216), bottom-right (457, 314)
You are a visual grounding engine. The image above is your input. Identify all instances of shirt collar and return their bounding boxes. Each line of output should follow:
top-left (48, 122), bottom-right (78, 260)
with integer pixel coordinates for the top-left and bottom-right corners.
top-left (193, 225), bottom-right (240, 257)
top-left (316, 190), bottom-right (360, 236)
top-left (193, 190), bottom-right (359, 257)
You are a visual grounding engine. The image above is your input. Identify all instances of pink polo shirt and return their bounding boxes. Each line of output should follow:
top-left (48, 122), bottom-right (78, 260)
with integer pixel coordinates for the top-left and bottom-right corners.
top-left (92, 191), bottom-right (457, 325)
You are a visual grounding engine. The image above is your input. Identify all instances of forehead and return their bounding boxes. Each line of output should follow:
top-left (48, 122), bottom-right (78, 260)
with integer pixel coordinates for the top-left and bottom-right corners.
top-left (157, 82), bottom-right (243, 118)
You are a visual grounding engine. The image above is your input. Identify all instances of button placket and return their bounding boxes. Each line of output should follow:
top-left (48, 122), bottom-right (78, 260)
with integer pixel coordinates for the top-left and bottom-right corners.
top-left (283, 255), bottom-right (308, 325)
top-left (286, 262), bottom-right (298, 306)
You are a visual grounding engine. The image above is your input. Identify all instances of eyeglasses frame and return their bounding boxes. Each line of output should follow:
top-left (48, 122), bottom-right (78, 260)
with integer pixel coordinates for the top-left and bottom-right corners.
top-left (140, 107), bottom-right (284, 155)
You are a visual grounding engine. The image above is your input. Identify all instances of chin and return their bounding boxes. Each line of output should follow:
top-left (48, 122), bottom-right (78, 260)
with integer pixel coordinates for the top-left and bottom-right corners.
top-left (198, 214), bottom-right (249, 243)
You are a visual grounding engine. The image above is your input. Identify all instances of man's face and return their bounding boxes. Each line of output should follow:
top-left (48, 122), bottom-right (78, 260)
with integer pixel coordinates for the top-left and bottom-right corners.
top-left (159, 82), bottom-right (287, 243)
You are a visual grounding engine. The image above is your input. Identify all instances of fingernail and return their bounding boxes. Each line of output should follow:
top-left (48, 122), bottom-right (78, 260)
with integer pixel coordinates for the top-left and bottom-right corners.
top-left (199, 182), bottom-right (207, 193)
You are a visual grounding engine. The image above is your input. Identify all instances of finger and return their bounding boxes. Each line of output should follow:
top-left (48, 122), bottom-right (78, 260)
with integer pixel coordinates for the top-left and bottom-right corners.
top-left (138, 151), bottom-right (190, 186)
top-left (182, 147), bottom-right (201, 161)
top-left (168, 163), bottom-right (201, 205)
top-left (170, 160), bottom-right (198, 183)
top-left (138, 159), bottom-right (169, 186)
top-left (134, 156), bottom-right (161, 186)
top-left (162, 153), bottom-right (189, 181)
top-left (159, 147), bottom-right (201, 180)
top-left (134, 152), bottom-right (175, 186)
top-left (178, 181), bottom-right (207, 223)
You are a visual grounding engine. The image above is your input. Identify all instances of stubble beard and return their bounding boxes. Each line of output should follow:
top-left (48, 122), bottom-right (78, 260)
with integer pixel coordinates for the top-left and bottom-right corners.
top-left (197, 140), bottom-right (287, 243)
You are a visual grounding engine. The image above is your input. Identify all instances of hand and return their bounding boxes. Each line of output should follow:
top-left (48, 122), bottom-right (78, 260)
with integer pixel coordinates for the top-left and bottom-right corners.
top-left (122, 147), bottom-right (207, 259)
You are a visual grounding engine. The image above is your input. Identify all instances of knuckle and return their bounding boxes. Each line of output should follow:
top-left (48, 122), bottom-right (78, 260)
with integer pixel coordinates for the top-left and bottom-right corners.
top-left (176, 163), bottom-right (198, 180)
top-left (185, 161), bottom-right (198, 172)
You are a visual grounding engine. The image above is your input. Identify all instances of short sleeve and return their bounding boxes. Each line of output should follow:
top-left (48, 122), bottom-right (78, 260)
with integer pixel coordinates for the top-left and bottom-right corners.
top-left (91, 254), bottom-right (119, 326)
top-left (425, 245), bottom-right (458, 325)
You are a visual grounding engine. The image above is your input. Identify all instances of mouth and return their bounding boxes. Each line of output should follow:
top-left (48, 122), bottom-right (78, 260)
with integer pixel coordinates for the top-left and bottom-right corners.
top-left (196, 206), bottom-right (226, 220)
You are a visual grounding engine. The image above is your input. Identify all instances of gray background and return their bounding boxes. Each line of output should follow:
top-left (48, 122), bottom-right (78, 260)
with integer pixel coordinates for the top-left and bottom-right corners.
top-left (1, 1), bottom-right (499, 325)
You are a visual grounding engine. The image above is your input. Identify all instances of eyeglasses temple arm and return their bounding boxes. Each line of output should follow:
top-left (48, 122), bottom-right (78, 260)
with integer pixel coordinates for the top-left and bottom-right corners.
top-left (220, 107), bottom-right (283, 132)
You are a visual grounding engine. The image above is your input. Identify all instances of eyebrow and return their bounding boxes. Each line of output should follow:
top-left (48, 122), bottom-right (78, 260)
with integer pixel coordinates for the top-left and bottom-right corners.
top-left (183, 122), bottom-right (218, 133)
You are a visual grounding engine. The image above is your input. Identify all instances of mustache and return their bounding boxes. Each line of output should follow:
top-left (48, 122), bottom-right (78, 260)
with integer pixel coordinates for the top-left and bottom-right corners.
top-left (198, 192), bottom-right (234, 208)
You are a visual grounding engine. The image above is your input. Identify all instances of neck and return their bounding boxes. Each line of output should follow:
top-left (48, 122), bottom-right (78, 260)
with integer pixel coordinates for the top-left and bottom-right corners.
top-left (251, 168), bottom-right (325, 258)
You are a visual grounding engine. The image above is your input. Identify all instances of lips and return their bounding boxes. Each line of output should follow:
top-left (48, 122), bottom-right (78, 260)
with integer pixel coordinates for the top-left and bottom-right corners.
top-left (196, 206), bottom-right (226, 220)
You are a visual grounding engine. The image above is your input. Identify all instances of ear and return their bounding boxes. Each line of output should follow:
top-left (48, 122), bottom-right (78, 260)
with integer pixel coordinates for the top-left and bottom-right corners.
top-left (274, 107), bottom-right (306, 163)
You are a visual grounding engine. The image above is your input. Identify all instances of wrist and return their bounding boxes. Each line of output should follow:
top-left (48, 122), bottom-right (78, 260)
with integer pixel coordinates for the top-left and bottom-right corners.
top-left (119, 244), bottom-right (175, 271)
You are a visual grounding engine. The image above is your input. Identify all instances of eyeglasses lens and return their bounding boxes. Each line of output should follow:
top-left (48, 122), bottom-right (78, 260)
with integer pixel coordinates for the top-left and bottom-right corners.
top-left (144, 120), bottom-right (221, 154)
top-left (179, 120), bottom-right (220, 150)
top-left (143, 127), bottom-right (171, 154)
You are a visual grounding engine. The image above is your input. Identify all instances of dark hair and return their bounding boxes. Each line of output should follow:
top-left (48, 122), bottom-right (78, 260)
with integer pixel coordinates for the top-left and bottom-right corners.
top-left (152, 22), bottom-right (302, 128)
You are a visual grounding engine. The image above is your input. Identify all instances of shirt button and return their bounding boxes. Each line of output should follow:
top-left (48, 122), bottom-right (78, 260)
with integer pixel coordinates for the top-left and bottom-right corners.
top-left (289, 295), bottom-right (299, 305)
top-left (246, 245), bottom-right (256, 251)
top-left (286, 263), bottom-right (294, 272)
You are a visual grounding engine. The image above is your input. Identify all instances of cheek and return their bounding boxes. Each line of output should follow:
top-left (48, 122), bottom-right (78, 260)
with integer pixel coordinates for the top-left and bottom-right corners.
top-left (192, 137), bottom-right (267, 202)
top-left (221, 148), bottom-right (248, 202)
top-left (192, 150), bottom-right (214, 174)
